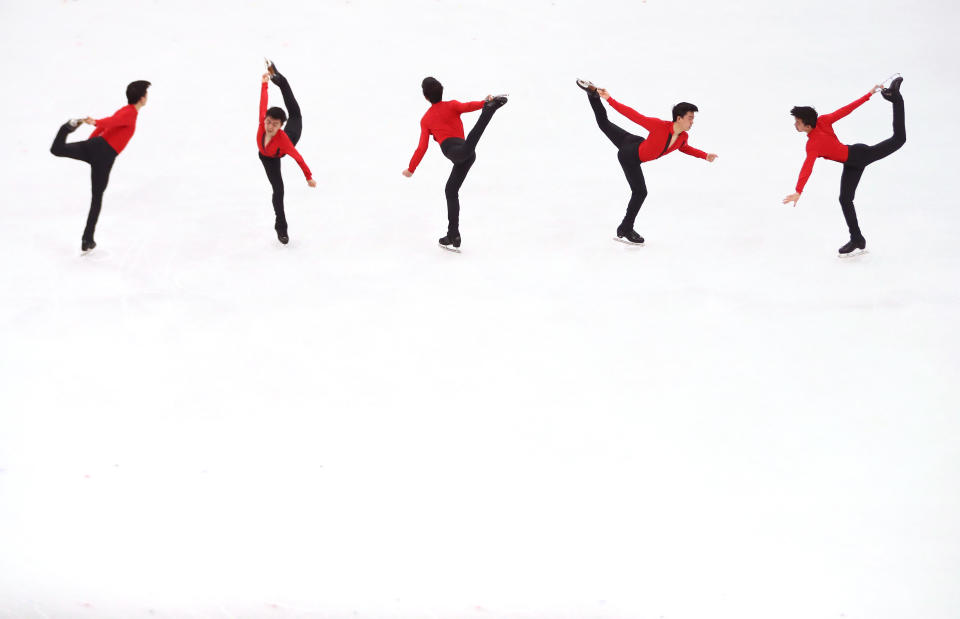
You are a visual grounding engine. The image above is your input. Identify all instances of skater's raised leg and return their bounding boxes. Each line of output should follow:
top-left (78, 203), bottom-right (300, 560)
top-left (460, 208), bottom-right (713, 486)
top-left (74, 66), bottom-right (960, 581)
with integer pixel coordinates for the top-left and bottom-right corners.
top-left (587, 89), bottom-right (637, 149)
top-left (269, 63), bottom-right (303, 146)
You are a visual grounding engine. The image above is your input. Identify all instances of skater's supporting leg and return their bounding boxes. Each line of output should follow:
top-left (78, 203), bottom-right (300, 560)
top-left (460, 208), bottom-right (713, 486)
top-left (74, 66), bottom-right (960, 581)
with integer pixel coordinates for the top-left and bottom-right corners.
top-left (272, 73), bottom-right (302, 146)
top-left (444, 152), bottom-right (477, 234)
top-left (50, 122), bottom-right (93, 162)
top-left (589, 92), bottom-right (638, 149)
top-left (260, 155), bottom-right (288, 232)
top-left (83, 153), bottom-right (116, 241)
top-left (617, 142), bottom-right (648, 230)
top-left (838, 163), bottom-right (866, 240)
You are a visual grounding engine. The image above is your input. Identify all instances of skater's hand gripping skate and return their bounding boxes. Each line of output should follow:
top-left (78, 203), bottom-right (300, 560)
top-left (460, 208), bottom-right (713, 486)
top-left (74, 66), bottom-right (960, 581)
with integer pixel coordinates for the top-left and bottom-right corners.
top-left (870, 84), bottom-right (883, 94)
top-left (706, 154), bottom-right (718, 162)
top-left (402, 169), bottom-right (413, 177)
top-left (597, 88), bottom-right (611, 100)
top-left (262, 72), bottom-right (271, 83)
top-left (783, 192), bottom-right (801, 206)
top-left (82, 117), bottom-right (96, 125)
top-left (307, 179), bottom-right (317, 188)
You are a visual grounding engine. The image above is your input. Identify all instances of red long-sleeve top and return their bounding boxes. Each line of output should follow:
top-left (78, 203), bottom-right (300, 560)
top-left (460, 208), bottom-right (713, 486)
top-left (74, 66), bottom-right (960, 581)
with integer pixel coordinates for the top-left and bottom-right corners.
top-left (90, 104), bottom-right (138, 154)
top-left (257, 82), bottom-right (312, 181)
top-left (407, 100), bottom-right (486, 173)
top-left (607, 98), bottom-right (708, 162)
top-left (795, 92), bottom-right (874, 193)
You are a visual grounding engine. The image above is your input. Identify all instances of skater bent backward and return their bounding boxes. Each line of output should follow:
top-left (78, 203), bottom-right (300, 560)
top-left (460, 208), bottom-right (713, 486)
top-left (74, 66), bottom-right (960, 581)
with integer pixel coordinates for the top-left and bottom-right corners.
top-left (50, 80), bottom-right (150, 253)
top-left (402, 76), bottom-right (508, 252)
top-left (258, 60), bottom-right (316, 245)
top-left (783, 77), bottom-right (906, 257)
top-left (577, 79), bottom-right (717, 245)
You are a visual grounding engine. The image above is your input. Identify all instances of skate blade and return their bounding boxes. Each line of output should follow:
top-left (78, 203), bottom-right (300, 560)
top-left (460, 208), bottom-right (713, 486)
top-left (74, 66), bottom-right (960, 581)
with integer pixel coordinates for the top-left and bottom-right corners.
top-left (838, 249), bottom-right (868, 259)
top-left (79, 248), bottom-right (109, 259)
top-left (613, 237), bottom-right (645, 247)
top-left (438, 243), bottom-right (462, 253)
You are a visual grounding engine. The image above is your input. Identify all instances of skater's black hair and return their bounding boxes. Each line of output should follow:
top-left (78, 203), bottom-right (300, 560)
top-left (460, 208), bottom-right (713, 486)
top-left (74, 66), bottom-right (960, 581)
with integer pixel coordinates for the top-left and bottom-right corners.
top-left (266, 107), bottom-right (287, 124)
top-left (790, 106), bottom-right (818, 128)
top-left (422, 77), bottom-right (443, 104)
top-left (126, 80), bottom-right (151, 105)
top-left (671, 102), bottom-right (698, 122)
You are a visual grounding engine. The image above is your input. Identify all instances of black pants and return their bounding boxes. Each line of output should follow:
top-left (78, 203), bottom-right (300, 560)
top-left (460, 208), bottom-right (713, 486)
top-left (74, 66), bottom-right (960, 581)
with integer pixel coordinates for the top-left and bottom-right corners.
top-left (260, 73), bottom-right (303, 232)
top-left (439, 105), bottom-right (496, 235)
top-left (50, 123), bottom-right (117, 241)
top-left (589, 94), bottom-right (647, 230)
top-left (838, 94), bottom-right (906, 239)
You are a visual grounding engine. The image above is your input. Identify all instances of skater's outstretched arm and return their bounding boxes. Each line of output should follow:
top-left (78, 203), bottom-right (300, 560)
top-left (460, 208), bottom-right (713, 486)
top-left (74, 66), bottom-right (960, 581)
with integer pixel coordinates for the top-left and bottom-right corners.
top-left (820, 86), bottom-right (880, 124)
top-left (599, 89), bottom-right (661, 132)
top-left (405, 124), bottom-right (430, 176)
top-left (273, 133), bottom-right (315, 186)
top-left (452, 99), bottom-right (487, 114)
top-left (260, 73), bottom-right (270, 124)
top-left (784, 144), bottom-right (818, 205)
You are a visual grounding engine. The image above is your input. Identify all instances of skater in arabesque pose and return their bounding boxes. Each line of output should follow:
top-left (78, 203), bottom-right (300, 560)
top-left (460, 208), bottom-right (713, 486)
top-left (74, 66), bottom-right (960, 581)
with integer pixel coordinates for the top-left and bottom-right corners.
top-left (577, 79), bottom-right (717, 245)
top-left (783, 76), bottom-right (905, 257)
top-left (50, 80), bottom-right (150, 253)
top-left (402, 77), bottom-right (508, 252)
top-left (258, 60), bottom-right (316, 245)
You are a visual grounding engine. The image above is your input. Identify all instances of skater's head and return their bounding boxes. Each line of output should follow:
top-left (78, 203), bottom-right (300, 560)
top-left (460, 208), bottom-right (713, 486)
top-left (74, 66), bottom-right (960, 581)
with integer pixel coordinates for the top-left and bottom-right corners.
top-left (264, 107), bottom-right (287, 135)
top-left (672, 102), bottom-right (698, 131)
top-left (422, 77), bottom-right (443, 104)
top-left (126, 80), bottom-right (151, 107)
top-left (790, 106), bottom-right (817, 132)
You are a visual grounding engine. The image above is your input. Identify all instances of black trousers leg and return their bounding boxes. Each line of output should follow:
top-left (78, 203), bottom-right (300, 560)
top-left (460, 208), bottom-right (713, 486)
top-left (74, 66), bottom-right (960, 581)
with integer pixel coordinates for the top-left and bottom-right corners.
top-left (443, 152), bottom-right (476, 235)
top-left (463, 106), bottom-right (496, 152)
top-left (260, 154), bottom-right (287, 231)
top-left (838, 162), bottom-right (866, 240)
top-left (617, 143), bottom-right (648, 230)
top-left (588, 93), bottom-right (639, 148)
top-left (83, 152), bottom-right (116, 241)
top-left (50, 123), bottom-right (93, 162)
top-left (272, 74), bottom-right (302, 146)
top-left (854, 94), bottom-right (906, 167)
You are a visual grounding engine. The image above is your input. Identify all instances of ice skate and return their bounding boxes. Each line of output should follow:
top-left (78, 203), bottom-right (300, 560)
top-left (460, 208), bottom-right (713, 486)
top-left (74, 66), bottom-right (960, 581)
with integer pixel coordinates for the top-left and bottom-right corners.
top-left (881, 76), bottom-right (903, 102)
top-left (275, 221), bottom-right (289, 245)
top-left (838, 237), bottom-right (867, 258)
top-left (614, 226), bottom-right (644, 246)
top-left (80, 237), bottom-right (96, 253)
top-left (439, 232), bottom-right (461, 253)
top-left (484, 95), bottom-right (509, 110)
top-left (66, 118), bottom-right (84, 132)
top-left (576, 79), bottom-right (599, 92)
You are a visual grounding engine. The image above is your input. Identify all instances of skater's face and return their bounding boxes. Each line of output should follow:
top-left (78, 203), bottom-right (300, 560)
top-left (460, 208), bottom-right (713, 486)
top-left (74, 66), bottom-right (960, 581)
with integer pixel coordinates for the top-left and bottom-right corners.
top-left (264, 116), bottom-right (283, 135)
top-left (794, 117), bottom-right (812, 133)
top-left (675, 111), bottom-right (695, 131)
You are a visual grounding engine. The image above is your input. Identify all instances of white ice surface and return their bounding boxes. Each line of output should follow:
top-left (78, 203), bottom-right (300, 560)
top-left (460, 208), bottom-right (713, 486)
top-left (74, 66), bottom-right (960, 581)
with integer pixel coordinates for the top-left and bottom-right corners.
top-left (1, 0), bottom-right (959, 617)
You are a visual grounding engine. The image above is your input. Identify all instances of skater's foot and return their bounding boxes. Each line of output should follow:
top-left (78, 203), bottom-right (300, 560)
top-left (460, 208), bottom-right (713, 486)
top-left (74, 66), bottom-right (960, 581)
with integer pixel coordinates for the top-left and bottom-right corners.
top-left (275, 222), bottom-right (289, 245)
top-left (439, 232), bottom-right (461, 252)
top-left (577, 79), bottom-right (601, 99)
top-left (66, 118), bottom-right (83, 132)
top-left (615, 226), bottom-right (644, 245)
top-left (81, 237), bottom-right (96, 253)
top-left (265, 58), bottom-right (285, 83)
top-left (838, 236), bottom-right (867, 257)
top-left (484, 95), bottom-right (508, 110)
top-left (881, 76), bottom-right (903, 102)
